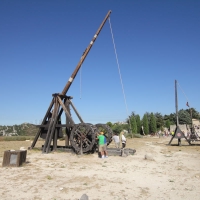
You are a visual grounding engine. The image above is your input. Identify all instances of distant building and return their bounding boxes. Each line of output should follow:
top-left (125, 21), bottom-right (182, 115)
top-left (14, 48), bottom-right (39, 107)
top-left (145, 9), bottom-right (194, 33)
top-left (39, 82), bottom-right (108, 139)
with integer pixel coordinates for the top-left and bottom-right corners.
top-left (192, 119), bottom-right (200, 126)
top-left (170, 118), bottom-right (200, 135)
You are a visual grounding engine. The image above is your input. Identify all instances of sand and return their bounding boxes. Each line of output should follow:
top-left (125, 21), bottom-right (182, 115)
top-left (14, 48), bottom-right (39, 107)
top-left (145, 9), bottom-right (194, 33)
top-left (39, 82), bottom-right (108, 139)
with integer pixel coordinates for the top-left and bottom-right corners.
top-left (0, 137), bottom-right (200, 200)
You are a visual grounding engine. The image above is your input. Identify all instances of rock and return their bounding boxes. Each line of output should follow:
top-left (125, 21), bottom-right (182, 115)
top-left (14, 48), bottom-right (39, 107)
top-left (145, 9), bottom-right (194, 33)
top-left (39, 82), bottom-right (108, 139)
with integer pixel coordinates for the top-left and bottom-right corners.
top-left (144, 153), bottom-right (154, 161)
top-left (121, 149), bottom-right (127, 157)
top-left (80, 194), bottom-right (89, 200)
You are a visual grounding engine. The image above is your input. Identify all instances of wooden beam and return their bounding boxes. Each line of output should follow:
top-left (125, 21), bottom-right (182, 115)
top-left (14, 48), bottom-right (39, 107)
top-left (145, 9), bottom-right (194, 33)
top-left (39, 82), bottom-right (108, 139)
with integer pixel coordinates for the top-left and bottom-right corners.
top-left (57, 96), bottom-right (75, 125)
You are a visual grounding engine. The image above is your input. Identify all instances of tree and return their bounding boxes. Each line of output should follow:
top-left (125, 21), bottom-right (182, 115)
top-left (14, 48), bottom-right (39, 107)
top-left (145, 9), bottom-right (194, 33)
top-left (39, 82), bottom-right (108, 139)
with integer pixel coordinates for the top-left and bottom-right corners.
top-left (164, 113), bottom-right (176, 125)
top-left (154, 112), bottom-right (164, 129)
top-left (149, 113), bottom-right (157, 133)
top-left (142, 114), bottom-right (149, 134)
top-left (126, 111), bottom-right (136, 123)
top-left (106, 122), bottom-right (113, 127)
top-left (111, 124), bottom-right (123, 134)
top-left (165, 119), bottom-right (171, 129)
top-left (186, 108), bottom-right (200, 120)
top-left (178, 109), bottom-right (192, 125)
top-left (130, 116), bottom-right (137, 134)
top-left (135, 115), bottom-right (141, 134)
top-left (145, 112), bottom-right (151, 124)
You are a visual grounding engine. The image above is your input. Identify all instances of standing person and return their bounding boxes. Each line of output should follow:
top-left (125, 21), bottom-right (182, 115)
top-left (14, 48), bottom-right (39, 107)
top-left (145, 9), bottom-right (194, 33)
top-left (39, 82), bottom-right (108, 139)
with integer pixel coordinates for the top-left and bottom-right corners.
top-left (121, 131), bottom-right (126, 149)
top-left (98, 132), bottom-right (108, 158)
top-left (112, 133), bottom-right (120, 148)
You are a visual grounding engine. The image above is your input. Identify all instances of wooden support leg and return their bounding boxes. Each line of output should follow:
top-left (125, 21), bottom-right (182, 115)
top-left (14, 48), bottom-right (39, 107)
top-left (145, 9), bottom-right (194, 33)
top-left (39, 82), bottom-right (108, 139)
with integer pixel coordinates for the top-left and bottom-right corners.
top-left (65, 99), bottom-right (72, 146)
top-left (53, 128), bottom-right (58, 151)
top-left (46, 99), bottom-right (60, 153)
top-left (65, 131), bottom-right (69, 146)
top-left (178, 138), bottom-right (181, 146)
top-left (30, 99), bottom-right (54, 149)
top-left (168, 135), bottom-right (175, 145)
top-left (42, 118), bottom-right (54, 153)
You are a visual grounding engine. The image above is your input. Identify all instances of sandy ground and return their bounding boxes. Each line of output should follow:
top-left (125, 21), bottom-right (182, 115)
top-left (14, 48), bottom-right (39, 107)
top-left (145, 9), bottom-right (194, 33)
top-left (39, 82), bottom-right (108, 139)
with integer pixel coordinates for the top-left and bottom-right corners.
top-left (0, 136), bottom-right (200, 200)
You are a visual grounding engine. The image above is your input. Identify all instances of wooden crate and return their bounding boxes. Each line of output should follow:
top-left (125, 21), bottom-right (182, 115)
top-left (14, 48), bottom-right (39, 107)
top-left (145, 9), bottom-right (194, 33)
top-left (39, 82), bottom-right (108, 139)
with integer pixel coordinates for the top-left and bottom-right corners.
top-left (2, 150), bottom-right (27, 167)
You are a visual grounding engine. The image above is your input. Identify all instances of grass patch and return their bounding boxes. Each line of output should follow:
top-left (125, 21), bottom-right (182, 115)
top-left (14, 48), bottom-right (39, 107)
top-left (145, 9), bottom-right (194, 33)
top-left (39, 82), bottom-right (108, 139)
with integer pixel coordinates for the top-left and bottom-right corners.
top-left (47, 175), bottom-right (53, 180)
top-left (0, 136), bottom-right (36, 141)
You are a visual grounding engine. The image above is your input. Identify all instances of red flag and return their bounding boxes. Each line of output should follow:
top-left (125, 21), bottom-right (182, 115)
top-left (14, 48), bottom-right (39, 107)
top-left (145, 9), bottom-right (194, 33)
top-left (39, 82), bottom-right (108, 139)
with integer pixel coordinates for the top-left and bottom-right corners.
top-left (186, 102), bottom-right (189, 107)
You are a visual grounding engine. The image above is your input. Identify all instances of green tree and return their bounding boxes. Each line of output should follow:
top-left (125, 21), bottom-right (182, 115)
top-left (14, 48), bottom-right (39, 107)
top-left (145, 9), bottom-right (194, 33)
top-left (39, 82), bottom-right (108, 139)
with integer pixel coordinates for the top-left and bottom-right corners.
top-left (111, 124), bottom-right (123, 134)
top-left (142, 114), bottom-right (149, 134)
top-left (186, 108), bottom-right (200, 120)
top-left (178, 109), bottom-right (192, 125)
top-left (164, 113), bottom-right (176, 125)
top-left (149, 113), bottom-right (157, 133)
top-left (155, 112), bottom-right (164, 129)
top-left (165, 119), bottom-right (171, 129)
top-left (122, 124), bottom-right (129, 132)
top-left (126, 111), bottom-right (136, 123)
top-left (106, 122), bottom-right (113, 127)
top-left (130, 116), bottom-right (137, 134)
top-left (135, 115), bottom-right (141, 134)
top-left (145, 112), bottom-right (151, 123)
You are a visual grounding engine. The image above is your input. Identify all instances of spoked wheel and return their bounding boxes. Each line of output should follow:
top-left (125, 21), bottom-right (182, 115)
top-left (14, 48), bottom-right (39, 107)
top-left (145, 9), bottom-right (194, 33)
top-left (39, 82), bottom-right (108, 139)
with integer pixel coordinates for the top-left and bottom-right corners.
top-left (95, 124), bottom-right (113, 145)
top-left (70, 123), bottom-right (96, 153)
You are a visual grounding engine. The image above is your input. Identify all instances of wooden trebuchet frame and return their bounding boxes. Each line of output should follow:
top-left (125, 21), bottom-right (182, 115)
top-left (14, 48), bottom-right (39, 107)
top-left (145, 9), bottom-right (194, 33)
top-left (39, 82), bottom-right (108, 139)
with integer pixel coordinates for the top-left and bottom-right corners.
top-left (30, 11), bottom-right (113, 153)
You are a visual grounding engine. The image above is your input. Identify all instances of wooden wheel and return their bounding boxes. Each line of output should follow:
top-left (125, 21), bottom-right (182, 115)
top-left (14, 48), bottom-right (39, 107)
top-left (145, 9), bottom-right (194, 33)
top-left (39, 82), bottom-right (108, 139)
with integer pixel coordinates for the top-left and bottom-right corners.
top-left (95, 124), bottom-right (113, 145)
top-left (70, 123), bottom-right (96, 153)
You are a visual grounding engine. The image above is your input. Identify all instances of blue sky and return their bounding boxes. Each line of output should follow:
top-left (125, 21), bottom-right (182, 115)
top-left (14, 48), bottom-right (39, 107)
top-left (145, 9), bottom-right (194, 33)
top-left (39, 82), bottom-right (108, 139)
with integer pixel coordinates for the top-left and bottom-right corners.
top-left (0, 0), bottom-right (200, 125)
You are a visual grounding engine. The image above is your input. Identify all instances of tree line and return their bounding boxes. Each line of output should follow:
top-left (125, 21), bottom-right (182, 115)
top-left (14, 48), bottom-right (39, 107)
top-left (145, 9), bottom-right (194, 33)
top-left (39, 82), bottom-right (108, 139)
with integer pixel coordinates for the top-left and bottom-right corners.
top-left (107, 108), bottom-right (200, 135)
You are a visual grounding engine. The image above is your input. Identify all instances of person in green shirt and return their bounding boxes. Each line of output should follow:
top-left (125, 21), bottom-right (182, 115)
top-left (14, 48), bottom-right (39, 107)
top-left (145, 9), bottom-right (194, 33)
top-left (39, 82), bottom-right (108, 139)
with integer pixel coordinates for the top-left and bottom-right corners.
top-left (98, 132), bottom-right (108, 158)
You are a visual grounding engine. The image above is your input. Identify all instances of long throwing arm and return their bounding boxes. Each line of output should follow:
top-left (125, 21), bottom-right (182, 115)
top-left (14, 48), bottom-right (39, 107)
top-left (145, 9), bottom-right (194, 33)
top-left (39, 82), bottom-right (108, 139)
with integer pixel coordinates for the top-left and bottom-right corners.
top-left (61, 10), bottom-right (112, 95)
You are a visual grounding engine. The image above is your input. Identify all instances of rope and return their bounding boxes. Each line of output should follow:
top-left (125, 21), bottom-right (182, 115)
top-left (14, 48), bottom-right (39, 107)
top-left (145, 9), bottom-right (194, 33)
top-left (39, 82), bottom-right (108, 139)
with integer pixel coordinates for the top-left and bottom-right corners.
top-left (177, 81), bottom-right (190, 107)
top-left (108, 18), bottom-right (131, 127)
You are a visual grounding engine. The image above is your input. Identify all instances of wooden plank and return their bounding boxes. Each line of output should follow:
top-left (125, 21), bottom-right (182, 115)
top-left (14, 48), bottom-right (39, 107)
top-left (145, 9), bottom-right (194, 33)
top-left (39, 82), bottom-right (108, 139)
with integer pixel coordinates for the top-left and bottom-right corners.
top-left (57, 96), bottom-right (75, 125)
top-left (31, 98), bottom-right (54, 149)
top-left (42, 99), bottom-right (57, 153)
top-left (46, 99), bottom-right (60, 153)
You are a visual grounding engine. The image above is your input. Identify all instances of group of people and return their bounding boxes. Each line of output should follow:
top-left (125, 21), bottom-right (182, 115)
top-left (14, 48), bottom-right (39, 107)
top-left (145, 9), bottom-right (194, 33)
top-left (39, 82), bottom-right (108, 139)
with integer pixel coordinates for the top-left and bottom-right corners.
top-left (112, 131), bottom-right (126, 148)
top-left (97, 131), bottom-right (126, 159)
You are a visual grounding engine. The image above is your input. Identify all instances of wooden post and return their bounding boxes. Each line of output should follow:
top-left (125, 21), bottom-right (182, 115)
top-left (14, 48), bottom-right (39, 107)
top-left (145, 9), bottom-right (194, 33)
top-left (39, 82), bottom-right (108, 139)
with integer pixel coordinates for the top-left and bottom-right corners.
top-left (53, 128), bottom-right (58, 151)
top-left (30, 98), bottom-right (54, 149)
